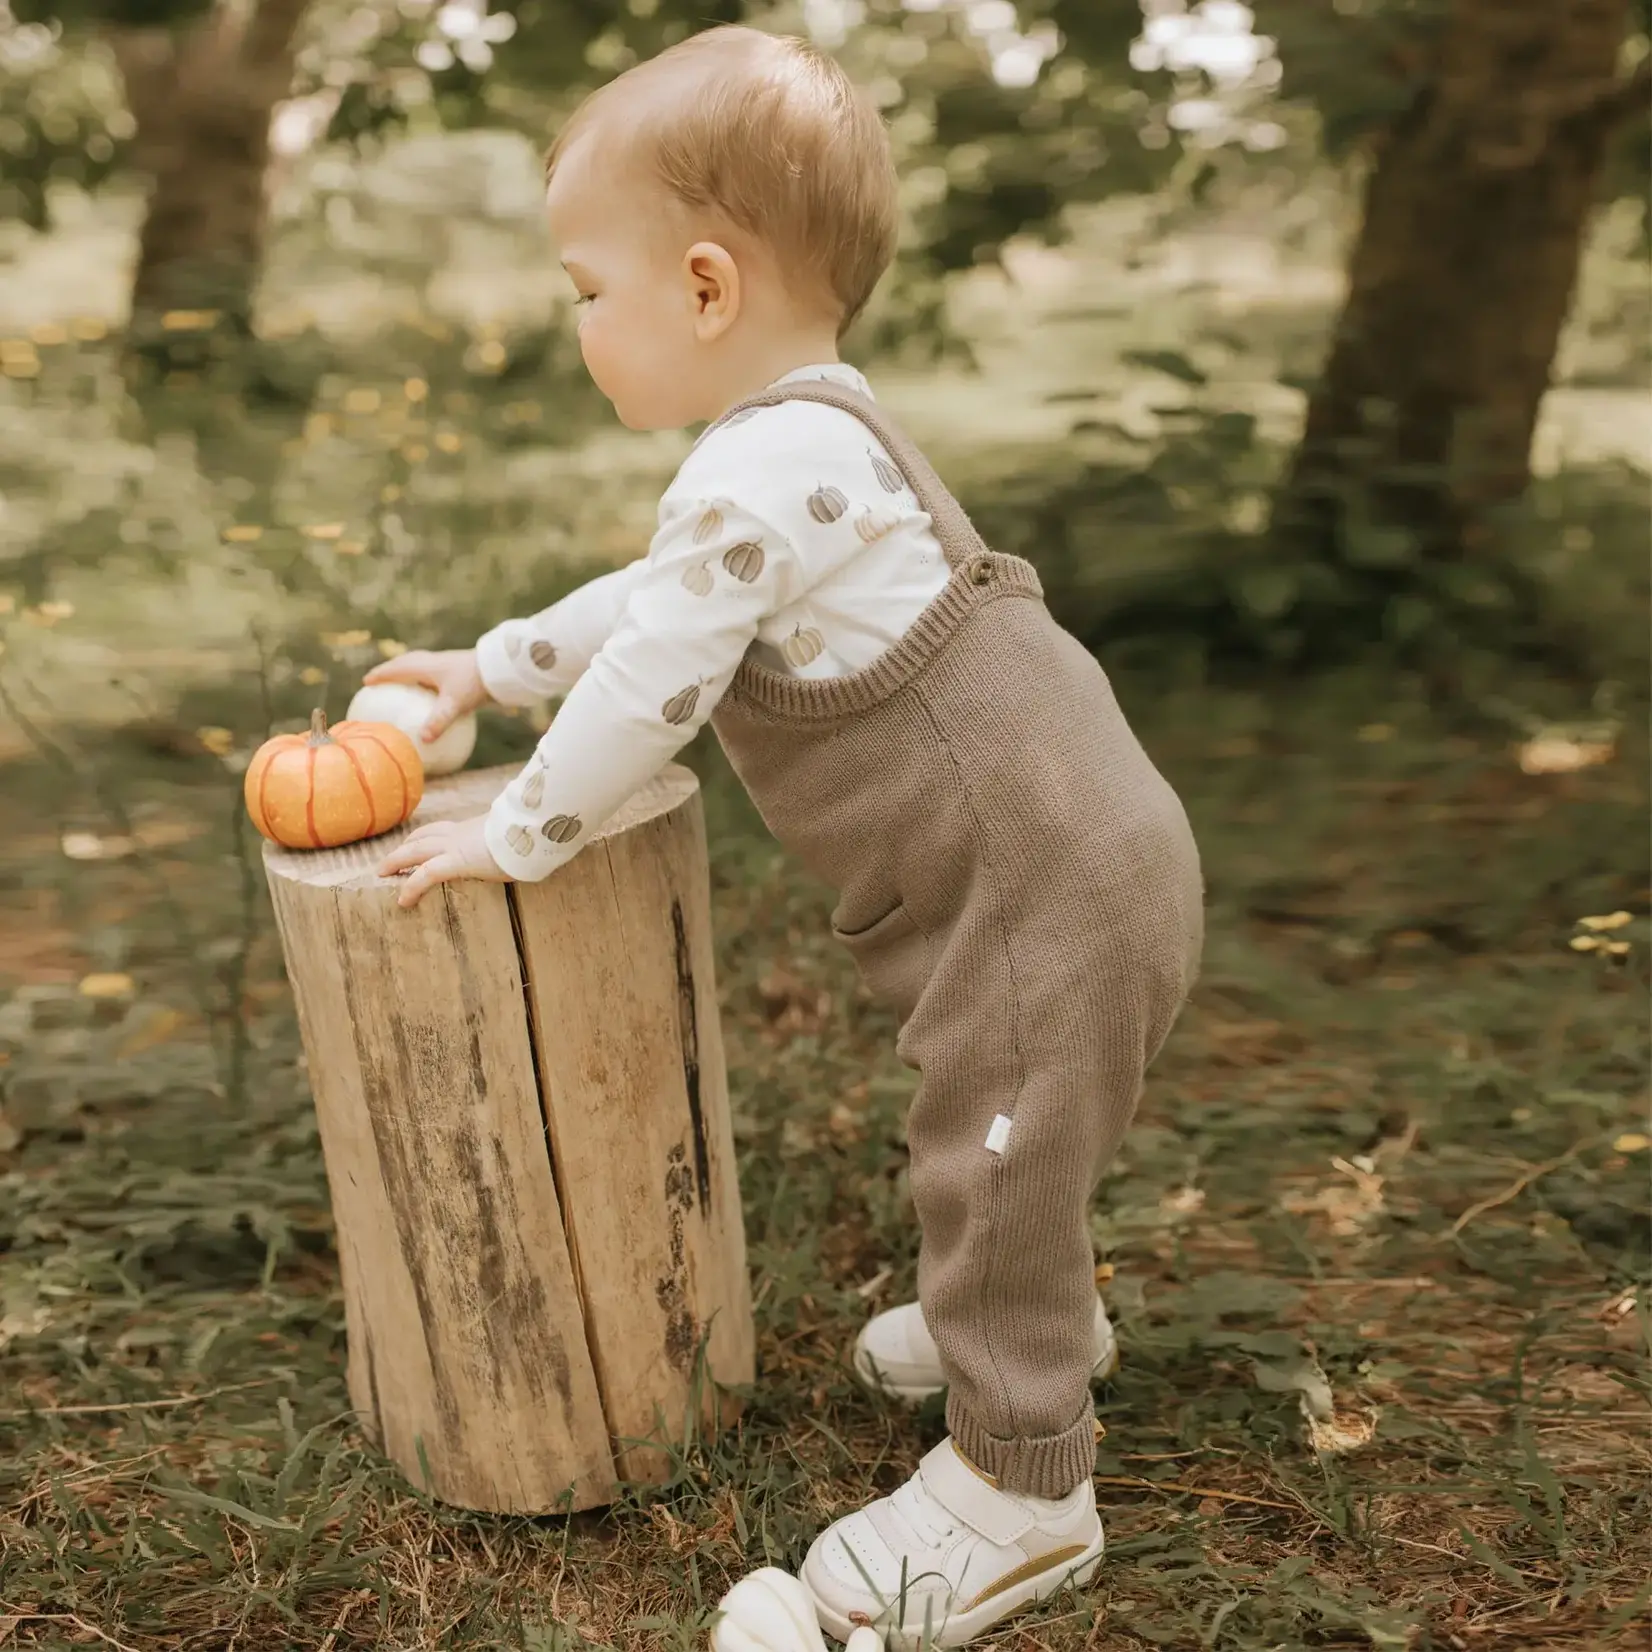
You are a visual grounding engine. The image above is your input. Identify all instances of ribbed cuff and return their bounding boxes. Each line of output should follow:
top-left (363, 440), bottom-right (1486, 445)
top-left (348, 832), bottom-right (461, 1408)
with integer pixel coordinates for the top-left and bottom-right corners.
top-left (945, 1397), bottom-right (1097, 1500)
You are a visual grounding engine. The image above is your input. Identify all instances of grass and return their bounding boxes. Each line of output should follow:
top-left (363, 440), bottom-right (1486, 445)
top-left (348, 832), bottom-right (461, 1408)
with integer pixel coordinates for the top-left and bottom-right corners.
top-left (1, 647), bottom-right (1647, 1650)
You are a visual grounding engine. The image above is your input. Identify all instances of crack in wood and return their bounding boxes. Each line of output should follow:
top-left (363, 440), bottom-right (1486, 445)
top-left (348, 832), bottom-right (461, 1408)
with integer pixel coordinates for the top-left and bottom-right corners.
top-left (671, 897), bottom-right (712, 1215)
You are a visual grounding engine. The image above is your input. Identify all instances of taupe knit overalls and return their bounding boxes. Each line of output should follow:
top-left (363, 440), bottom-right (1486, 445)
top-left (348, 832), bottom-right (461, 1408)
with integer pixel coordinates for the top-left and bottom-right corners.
top-left (707, 380), bottom-right (1204, 1499)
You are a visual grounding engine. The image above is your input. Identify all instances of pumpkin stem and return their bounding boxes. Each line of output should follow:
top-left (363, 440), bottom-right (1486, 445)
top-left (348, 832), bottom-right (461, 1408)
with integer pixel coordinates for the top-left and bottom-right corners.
top-left (307, 708), bottom-right (333, 746)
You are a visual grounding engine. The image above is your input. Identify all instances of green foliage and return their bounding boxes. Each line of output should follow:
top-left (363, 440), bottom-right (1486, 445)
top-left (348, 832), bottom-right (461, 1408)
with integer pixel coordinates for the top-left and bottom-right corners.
top-left (0, 24), bottom-right (127, 228)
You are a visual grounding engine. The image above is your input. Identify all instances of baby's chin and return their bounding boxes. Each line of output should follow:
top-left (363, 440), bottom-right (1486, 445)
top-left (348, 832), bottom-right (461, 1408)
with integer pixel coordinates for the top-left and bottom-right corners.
top-left (610, 395), bottom-right (696, 433)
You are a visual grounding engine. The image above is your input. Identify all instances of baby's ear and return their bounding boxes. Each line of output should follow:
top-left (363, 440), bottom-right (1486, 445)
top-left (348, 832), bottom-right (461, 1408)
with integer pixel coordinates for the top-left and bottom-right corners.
top-left (684, 241), bottom-right (741, 339)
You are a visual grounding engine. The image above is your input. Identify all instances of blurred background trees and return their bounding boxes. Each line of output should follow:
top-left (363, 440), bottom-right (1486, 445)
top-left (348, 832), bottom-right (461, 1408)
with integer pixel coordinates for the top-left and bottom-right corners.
top-left (0, 0), bottom-right (1646, 667)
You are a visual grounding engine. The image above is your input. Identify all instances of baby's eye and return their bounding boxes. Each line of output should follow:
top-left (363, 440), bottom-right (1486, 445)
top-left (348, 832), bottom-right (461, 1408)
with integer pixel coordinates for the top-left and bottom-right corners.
top-left (574, 293), bottom-right (595, 307)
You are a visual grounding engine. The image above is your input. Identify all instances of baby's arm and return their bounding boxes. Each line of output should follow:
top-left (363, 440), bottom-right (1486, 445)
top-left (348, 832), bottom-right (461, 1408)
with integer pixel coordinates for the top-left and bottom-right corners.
top-left (474, 557), bottom-right (651, 707)
top-left (380, 494), bottom-right (797, 903)
top-left (483, 498), bottom-right (797, 881)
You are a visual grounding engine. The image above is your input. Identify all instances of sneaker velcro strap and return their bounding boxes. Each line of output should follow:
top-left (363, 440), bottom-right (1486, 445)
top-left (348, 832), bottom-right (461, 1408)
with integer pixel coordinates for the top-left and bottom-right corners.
top-left (918, 1442), bottom-right (1035, 1547)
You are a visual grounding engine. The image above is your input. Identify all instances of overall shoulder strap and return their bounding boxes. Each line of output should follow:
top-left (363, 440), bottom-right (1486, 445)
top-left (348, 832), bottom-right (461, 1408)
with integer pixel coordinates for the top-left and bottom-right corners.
top-left (700, 378), bottom-right (987, 571)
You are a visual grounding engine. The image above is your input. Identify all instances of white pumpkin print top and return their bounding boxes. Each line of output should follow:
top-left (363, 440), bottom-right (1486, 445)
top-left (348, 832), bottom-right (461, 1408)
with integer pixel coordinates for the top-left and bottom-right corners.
top-left (474, 362), bottom-right (949, 880)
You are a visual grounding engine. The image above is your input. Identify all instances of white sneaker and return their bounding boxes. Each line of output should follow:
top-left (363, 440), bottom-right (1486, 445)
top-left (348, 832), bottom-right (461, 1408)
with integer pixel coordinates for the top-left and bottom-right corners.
top-left (853, 1296), bottom-right (1119, 1404)
top-left (802, 1438), bottom-right (1104, 1649)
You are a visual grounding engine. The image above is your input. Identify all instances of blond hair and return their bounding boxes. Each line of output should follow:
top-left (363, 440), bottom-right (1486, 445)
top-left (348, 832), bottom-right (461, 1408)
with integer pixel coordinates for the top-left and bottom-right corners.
top-left (546, 26), bottom-right (899, 332)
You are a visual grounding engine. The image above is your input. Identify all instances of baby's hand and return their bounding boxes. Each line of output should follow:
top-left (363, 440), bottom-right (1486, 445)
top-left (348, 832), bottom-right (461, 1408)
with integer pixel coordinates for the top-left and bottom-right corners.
top-left (378, 816), bottom-right (509, 908)
top-left (363, 648), bottom-right (488, 741)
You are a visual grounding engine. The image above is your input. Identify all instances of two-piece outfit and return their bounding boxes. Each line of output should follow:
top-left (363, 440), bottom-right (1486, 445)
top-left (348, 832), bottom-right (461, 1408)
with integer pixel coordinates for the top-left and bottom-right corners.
top-left (476, 363), bottom-right (1204, 1646)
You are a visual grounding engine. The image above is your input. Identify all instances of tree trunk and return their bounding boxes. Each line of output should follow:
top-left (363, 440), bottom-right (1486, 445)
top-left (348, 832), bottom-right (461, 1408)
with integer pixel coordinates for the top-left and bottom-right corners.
top-left (112, 0), bottom-right (309, 345)
top-left (1277, 0), bottom-right (1644, 577)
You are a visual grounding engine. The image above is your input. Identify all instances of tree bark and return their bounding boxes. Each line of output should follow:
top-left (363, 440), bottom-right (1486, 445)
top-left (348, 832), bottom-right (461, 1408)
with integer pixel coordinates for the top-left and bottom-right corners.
top-left (111, 0), bottom-right (310, 343)
top-left (1277, 0), bottom-right (1643, 574)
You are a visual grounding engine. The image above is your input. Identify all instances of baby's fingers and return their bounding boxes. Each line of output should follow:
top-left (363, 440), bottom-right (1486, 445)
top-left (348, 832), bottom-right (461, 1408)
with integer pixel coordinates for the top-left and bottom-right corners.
top-left (376, 825), bottom-right (447, 878)
top-left (394, 853), bottom-right (465, 908)
top-left (363, 650), bottom-right (443, 688)
top-left (419, 694), bottom-right (462, 742)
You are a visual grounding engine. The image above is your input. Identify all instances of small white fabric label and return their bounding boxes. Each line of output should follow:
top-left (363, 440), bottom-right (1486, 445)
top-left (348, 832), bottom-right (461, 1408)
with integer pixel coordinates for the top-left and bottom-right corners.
top-left (984, 1114), bottom-right (1013, 1155)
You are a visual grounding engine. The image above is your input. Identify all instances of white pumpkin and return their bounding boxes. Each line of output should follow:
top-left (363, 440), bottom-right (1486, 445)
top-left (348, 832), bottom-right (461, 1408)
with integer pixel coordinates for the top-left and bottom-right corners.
top-left (345, 682), bottom-right (477, 778)
top-left (710, 1568), bottom-right (883, 1651)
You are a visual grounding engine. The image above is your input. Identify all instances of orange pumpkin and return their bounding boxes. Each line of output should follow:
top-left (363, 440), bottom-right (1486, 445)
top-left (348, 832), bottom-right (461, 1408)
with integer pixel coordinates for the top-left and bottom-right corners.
top-left (245, 708), bottom-right (424, 849)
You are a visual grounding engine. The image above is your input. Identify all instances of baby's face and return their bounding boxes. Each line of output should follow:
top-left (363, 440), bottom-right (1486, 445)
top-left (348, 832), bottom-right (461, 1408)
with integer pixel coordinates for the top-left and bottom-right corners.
top-left (546, 144), bottom-right (713, 431)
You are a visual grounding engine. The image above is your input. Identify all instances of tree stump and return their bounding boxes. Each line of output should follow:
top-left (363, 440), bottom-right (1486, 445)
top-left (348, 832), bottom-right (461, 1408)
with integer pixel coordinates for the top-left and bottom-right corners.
top-left (262, 762), bottom-right (754, 1513)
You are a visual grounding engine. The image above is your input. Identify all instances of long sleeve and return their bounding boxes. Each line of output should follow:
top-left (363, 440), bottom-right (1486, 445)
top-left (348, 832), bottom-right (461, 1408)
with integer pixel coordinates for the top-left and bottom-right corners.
top-left (483, 496), bottom-right (801, 879)
top-left (474, 557), bottom-right (650, 706)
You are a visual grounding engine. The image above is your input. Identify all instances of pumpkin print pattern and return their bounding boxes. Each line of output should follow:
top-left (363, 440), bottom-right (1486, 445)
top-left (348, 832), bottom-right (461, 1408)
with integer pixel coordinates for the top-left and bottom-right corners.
top-left (807, 484), bottom-right (848, 524)
top-left (662, 684), bottom-right (701, 726)
top-left (853, 506), bottom-right (901, 545)
top-left (723, 540), bottom-right (765, 583)
top-left (475, 364), bottom-right (957, 880)
top-left (781, 626), bottom-right (825, 669)
top-left (869, 449), bottom-right (905, 495)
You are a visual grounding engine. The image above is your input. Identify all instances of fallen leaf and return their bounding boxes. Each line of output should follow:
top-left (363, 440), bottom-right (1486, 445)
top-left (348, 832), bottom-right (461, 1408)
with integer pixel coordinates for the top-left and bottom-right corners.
top-left (1517, 732), bottom-right (1614, 774)
top-left (1578, 911), bottom-right (1632, 932)
top-left (299, 666), bottom-right (326, 685)
top-left (78, 972), bottom-right (134, 999)
top-left (1160, 1186), bottom-right (1205, 1217)
top-left (1280, 1157), bottom-right (1385, 1235)
top-left (222, 525), bottom-right (264, 543)
top-left (320, 629), bottom-right (371, 650)
top-left (304, 523), bottom-right (345, 540)
top-left (118, 1007), bottom-right (188, 1057)
top-left (1598, 1288), bottom-right (1638, 1326)
top-left (1612, 1132), bottom-right (1649, 1154)
top-left (376, 639), bottom-right (408, 659)
top-left (1307, 1405), bottom-right (1380, 1456)
top-left (195, 726), bottom-right (235, 757)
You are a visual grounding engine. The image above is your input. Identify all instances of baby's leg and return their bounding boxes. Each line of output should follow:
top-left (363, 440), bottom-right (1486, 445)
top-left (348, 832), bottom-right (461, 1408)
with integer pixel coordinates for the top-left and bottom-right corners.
top-left (903, 912), bottom-right (1175, 1500)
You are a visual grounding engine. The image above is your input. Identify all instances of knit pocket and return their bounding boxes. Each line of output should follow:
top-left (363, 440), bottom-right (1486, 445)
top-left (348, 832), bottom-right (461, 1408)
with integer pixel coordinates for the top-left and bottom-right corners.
top-left (832, 902), bottom-right (931, 1023)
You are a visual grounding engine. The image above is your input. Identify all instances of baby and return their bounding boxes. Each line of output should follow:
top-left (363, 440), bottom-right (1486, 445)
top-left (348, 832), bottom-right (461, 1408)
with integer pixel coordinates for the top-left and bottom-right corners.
top-left (368, 24), bottom-right (1203, 1648)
